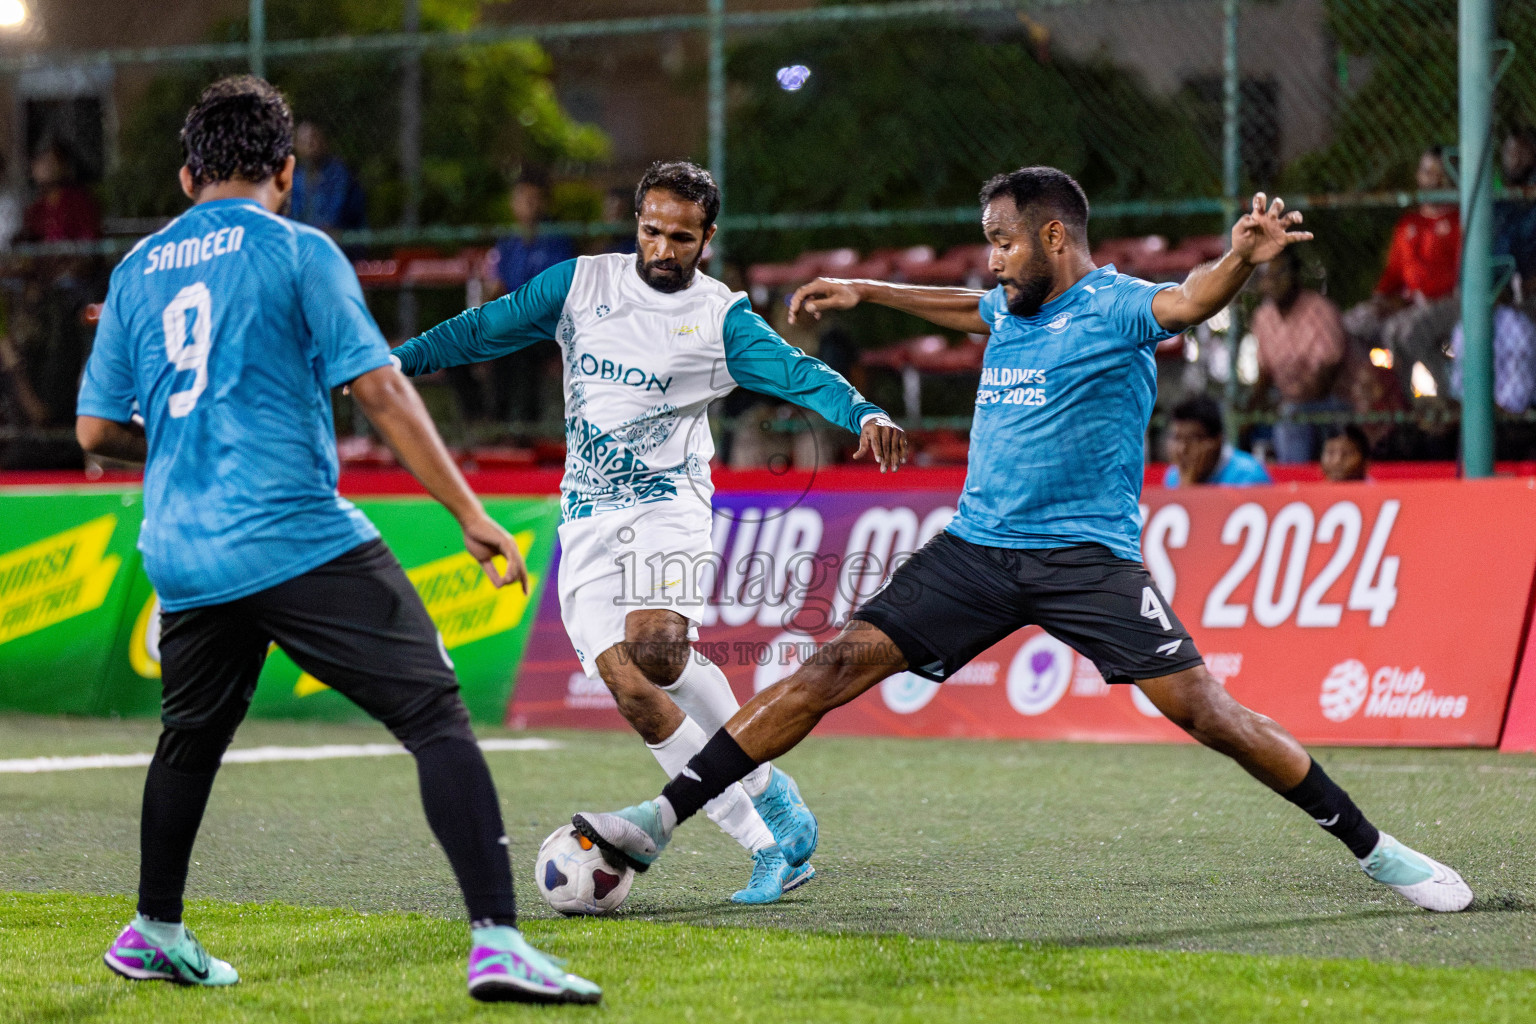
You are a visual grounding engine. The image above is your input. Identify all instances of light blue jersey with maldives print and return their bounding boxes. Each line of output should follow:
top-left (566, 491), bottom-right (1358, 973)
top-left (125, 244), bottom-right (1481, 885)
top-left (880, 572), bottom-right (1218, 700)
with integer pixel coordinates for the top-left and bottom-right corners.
top-left (77, 198), bottom-right (393, 611)
top-left (946, 265), bottom-right (1178, 562)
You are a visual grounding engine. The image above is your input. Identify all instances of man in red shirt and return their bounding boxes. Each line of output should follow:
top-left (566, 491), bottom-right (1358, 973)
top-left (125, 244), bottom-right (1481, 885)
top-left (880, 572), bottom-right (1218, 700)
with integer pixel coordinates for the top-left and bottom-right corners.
top-left (20, 141), bottom-right (101, 243)
top-left (1250, 248), bottom-right (1347, 462)
top-left (1342, 147), bottom-right (1461, 397)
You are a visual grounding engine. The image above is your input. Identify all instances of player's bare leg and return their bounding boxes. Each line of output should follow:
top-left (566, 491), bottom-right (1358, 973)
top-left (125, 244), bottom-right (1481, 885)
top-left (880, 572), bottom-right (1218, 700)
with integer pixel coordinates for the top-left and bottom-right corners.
top-left (1135, 665), bottom-right (1471, 911)
top-left (594, 609), bottom-right (815, 900)
top-left (1134, 666), bottom-right (1309, 790)
top-left (574, 619), bottom-right (904, 866)
top-left (726, 620), bottom-right (907, 763)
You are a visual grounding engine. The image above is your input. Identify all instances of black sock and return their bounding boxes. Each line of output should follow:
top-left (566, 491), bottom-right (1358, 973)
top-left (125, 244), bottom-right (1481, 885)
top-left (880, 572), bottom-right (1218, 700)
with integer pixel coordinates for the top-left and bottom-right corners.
top-left (137, 757), bottom-right (220, 922)
top-left (1280, 759), bottom-right (1380, 859)
top-left (660, 728), bottom-right (761, 826)
top-left (414, 737), bottom-right (517, 926)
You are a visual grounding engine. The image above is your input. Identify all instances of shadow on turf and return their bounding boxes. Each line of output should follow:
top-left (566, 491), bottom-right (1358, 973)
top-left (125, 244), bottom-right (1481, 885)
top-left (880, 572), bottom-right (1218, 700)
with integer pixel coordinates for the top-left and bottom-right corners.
top-left (1040, 894), bottom-right (1532, 949)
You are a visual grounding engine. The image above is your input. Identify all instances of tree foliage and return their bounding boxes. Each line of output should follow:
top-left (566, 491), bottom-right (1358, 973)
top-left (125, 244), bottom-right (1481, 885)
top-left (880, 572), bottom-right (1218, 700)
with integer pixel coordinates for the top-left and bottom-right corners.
top-left (107, 0), bottom-right (608, 225)
top-left (724, 22), bottom-right (1220, 262)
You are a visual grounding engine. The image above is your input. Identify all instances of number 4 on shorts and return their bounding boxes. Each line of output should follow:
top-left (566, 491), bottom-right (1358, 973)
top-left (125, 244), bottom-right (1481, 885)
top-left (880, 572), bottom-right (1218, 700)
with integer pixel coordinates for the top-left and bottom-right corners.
top-left (1140, 586), bottom-right (1172, 631)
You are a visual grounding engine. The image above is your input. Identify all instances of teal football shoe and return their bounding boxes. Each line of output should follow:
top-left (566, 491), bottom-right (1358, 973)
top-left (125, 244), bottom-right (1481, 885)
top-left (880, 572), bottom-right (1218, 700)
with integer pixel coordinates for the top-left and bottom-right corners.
top-left (730, 845), bottom-right (817, 905)
top-left (1359, 833), bottom-right (1473, 912)
top-left (572, 800), bottom-right (671, 872)
top-left (750, 766), bottom-right (818, 867)
top-left (468, 925), bottom-right (601, 1004)
top-left (103, 916), bottom-right (238, 986)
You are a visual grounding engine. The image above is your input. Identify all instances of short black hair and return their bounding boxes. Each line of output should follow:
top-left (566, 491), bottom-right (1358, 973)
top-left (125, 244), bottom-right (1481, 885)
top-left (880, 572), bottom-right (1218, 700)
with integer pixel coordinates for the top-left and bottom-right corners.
top-left (1324, 423), bottom-right (1370, 457)
top-left (979, 166), bottom-right (1090, 240)
top-left (1171, 395), bottom-right (1224, 439)
top-left (181, 76), bottom-right (293, 189)
top-left (635, 160), bottom-right (721, 231)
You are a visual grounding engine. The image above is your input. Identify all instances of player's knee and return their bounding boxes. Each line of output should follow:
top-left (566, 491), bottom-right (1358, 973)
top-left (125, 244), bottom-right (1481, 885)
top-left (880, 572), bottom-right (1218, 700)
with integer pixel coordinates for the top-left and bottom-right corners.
top-left (154, 724), bottom-right (234, 774)
top-left (389, 689), bottom-right (476, 754)
top-left (623, 616), bottom-right (690, 686)
top-left (1180, 685), bottom-right (1252, 750)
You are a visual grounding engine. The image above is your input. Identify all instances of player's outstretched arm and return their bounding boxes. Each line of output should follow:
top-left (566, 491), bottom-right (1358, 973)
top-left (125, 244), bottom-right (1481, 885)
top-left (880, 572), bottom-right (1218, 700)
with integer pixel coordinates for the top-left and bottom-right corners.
top-left (349, 365), bottom-right (528, 592)
top-left (788, 277), bottom-right (990, 335)
top-left (76, 416), bottom-right (147, 464)
top-left (390, 259), bottom-right (576, 377)
top-left (1152, 193), bottom-right (1314, 333)
top-left (722, 300), bottom-right (908, 471)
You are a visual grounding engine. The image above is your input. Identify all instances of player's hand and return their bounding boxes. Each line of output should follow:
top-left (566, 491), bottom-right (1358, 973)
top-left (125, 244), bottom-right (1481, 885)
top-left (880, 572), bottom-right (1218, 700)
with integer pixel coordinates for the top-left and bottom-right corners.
top-left (460, 510), bottom-right (529, 592)
top-left (854, 415), bottom-right (909, 473)
top-left (1231, 193), bottom-right (1313, 266)
top-left (788, 278), bottom-right (863, 324)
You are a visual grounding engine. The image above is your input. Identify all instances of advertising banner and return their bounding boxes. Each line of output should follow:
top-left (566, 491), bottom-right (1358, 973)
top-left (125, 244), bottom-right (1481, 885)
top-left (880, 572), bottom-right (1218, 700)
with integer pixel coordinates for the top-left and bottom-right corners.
top-left (1498, 600), bottom-right (1536, 753)
top-left (510, 480), bottom-right (1536, 747)
top-left (95, 496), bottom-right (561, 724)
top-left (0, 489), bottom-right (146, 715)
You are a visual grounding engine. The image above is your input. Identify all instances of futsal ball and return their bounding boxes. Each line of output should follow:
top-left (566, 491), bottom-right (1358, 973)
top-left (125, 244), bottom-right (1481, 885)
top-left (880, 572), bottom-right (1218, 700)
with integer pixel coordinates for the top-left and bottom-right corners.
top-left (535, 825), bottom-right (634, 916)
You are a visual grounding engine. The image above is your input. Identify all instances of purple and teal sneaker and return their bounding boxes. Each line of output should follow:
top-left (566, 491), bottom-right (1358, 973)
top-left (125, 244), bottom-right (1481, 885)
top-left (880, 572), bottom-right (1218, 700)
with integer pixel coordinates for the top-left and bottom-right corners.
top-left (103, 916), bottom-right (238, 986)
top-left (468, 925), bottom-right (601, 1004)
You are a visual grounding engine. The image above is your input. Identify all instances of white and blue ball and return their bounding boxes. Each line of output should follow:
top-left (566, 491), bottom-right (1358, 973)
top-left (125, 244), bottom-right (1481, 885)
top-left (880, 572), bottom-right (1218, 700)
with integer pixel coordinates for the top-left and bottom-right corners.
top-left (535, 825), bottom-right (635, 916)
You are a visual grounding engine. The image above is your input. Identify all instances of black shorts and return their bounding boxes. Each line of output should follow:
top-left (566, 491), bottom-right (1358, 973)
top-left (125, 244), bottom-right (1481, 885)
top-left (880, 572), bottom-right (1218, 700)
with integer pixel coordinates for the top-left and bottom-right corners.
top-left (158, 538), bottom-right (463, 747)
top-left (853, 532), bottom-right (1204, 685)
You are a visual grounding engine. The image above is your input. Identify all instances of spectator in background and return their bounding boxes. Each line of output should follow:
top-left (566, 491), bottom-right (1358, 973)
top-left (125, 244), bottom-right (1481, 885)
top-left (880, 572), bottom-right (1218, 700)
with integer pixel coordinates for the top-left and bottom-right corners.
top-left (1320, 425), bottom-right (1370, 482)
top-left (478, 168), bottom-right (574, 426)
top-left (1163, 395), bottom-right (1272, 487)
top-left (596, 186), bottom-right (637, 255)
top-left (1495, 126), bottom-right (1536, 300)
top-left (1249, 248), bottom-right (1346, 463)
top-left (1449, 290), bottom-right (1536, 415)
top-left (4, 140), bottom-right (101, 468)
top-left (21, 140), bottom-right (100, 242)
top-left (289, 122), bottom-right (366, 232)
top-left (1342, 147), bottom-right (1461, 398)
top-left (1340, 356), bottom-right (1412, 458)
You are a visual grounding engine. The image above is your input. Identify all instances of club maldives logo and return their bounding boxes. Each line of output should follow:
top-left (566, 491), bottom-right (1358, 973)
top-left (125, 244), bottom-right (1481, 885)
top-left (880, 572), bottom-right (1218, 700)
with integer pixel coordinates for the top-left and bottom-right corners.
top-left (1045, 312), bottom-right (1073, 334)
top-left (1319, 659), bottom-right (1468, 723)
top-left (1006, 634), bottom-right (1074, 716)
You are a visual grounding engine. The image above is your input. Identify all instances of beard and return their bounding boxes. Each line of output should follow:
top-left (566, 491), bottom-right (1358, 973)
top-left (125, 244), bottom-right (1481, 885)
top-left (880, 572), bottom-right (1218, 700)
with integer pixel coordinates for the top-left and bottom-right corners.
top-left (635, 252), bottom-right (700, 293)
top-left (998, 248), bottom-right (1055, 318)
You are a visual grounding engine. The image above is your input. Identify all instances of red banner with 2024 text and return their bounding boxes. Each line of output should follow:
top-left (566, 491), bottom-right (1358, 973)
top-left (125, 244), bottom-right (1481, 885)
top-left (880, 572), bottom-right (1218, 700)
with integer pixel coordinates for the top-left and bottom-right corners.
top-left (509, 479), bottom-right (1536, 746)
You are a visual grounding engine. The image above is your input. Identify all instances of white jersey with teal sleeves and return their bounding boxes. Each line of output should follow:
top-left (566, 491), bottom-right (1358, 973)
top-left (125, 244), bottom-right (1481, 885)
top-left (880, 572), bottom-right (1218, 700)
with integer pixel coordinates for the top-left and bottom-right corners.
top-left (76, 198), bottom-right (392, 611)
top-left (394, 252), bottom-right (884, 521)
top-left (946, 264), bottom-right (1179, 562)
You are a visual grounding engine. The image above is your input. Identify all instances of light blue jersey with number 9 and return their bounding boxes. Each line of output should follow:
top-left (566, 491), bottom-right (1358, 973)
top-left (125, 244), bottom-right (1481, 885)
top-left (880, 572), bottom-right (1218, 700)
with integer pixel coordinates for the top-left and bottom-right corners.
top-left (77, 197), bottom-right (393, 612)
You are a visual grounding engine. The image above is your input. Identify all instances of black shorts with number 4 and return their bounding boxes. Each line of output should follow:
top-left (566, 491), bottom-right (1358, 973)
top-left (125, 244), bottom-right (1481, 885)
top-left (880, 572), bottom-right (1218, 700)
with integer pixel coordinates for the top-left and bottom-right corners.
top-left (853, 531), bottom-right (1205, 684)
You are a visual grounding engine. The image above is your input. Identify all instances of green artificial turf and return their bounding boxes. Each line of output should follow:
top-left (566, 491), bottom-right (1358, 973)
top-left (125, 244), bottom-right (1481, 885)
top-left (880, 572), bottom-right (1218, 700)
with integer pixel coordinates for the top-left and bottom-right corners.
top-left (4, 891), bottom-right (1534, 1024)
top-left (2, 711), bottom-right (1535, 1024)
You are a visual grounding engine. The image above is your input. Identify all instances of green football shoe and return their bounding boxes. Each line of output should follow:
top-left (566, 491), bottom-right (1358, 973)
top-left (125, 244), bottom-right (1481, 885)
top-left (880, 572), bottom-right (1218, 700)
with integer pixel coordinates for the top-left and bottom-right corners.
top-left (103, 915), bottom-right (239, 986)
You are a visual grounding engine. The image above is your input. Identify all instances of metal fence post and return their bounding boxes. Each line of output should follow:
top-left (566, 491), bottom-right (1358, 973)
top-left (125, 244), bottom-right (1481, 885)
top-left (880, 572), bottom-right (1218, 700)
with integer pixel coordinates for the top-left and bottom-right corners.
top-left (397, 0), bottom-right (423, 341)
top-left (1459, 0), bottom-right (1494, 477)
top-left (708, 0), bottom-right (726, 278)
top-left (401, 0), bottom-right (422, 231)
top-left (249, 0), bottom-right (266, 78)
top-left (1221, 0), bottom-right (1242, 446)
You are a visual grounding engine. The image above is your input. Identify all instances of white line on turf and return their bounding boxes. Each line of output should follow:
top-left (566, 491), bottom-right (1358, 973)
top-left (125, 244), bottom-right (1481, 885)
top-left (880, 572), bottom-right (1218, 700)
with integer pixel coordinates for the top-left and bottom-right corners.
top-left (0, 737), bottom-right (561, 774)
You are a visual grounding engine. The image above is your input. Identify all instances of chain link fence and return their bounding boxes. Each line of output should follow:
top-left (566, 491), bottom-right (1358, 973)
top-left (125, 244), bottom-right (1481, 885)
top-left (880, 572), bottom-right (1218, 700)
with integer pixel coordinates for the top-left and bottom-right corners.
top-left (0, 0), bottom-right (1531, 471)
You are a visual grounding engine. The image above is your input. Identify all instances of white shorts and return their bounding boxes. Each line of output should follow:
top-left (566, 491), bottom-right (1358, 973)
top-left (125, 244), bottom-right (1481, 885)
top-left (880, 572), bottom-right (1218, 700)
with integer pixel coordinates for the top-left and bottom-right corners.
top-left (557, 502), bottom-right (714, 678)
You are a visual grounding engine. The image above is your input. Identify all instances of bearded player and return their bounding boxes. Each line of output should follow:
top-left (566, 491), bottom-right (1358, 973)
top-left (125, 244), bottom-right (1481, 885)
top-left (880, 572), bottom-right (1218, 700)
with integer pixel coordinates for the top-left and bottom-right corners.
top-left (575, 167), bottom-right (1473, 915)
top-left (391, 161), bottom-right (907, 904)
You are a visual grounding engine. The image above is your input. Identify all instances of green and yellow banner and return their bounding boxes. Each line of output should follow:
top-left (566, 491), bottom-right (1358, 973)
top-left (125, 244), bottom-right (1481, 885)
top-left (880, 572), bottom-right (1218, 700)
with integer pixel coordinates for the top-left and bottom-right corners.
top-left (0, 492), bottom-right (559, 724)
